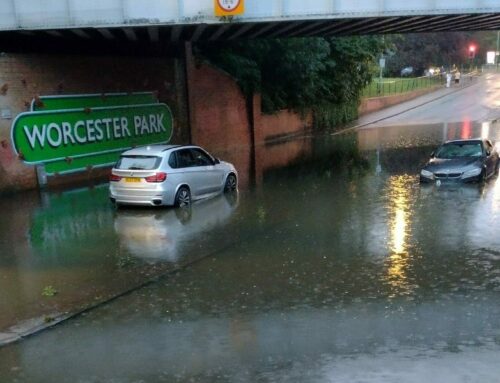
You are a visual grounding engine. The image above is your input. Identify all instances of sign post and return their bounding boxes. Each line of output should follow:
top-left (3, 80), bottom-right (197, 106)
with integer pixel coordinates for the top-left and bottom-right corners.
top-left (497, 31), bottom-right (499, 72)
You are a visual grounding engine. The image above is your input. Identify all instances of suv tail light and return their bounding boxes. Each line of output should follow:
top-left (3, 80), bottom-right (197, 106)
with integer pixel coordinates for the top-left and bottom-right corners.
top-left (110, 173), bottom-right (122, 182)
top-left (145, 172), bottom-right (167, 183)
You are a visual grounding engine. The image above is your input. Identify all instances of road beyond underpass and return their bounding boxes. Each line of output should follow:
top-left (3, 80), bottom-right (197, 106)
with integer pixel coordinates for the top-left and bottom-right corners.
top-left (357, 73), bottom-right (500, 127)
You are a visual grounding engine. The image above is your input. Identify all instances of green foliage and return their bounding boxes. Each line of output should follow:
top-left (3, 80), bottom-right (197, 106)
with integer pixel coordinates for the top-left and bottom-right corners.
top-left (42, 285), bottom-right (58, 297)
top-left (384, 31), bottom-right (498, 76)
top-left (116, 255), bottom-right (136, 268)
top-left (196, 36), bottom-right (386, 117)
top-left (384, 33), bottom-right (468, 75)
top-left (313, 100), bottom-right (359, 130)
top-left (256, 206), bottom-right (266, 223)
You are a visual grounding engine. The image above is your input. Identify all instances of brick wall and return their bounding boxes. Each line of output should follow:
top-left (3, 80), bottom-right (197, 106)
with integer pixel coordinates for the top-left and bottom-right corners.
top-left (0, 47), bottom-right (312, 193)
top-left (0, 53), bottom-right (189, 193)
top-left (259, 109), bottom-right (312, 142)
top-left (186, 47), bottom-right (253, 187)
top-left (186, 45), bottom-right (312, 188)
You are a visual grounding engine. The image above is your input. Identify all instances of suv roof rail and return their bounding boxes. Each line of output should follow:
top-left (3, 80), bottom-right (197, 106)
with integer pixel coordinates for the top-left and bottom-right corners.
top-left (162, 145), bottom-right (182, 151)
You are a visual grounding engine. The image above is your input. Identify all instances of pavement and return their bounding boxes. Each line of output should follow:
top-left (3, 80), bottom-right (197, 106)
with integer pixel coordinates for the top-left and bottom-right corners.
top-left (346, 76), bottom-right (483, 134)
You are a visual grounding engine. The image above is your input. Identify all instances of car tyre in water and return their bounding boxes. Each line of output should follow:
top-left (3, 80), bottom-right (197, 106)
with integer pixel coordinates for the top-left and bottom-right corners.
top-left (174, 186), bottom-right (191, 207)
top-left (224, 174), bottom-right (237, 192)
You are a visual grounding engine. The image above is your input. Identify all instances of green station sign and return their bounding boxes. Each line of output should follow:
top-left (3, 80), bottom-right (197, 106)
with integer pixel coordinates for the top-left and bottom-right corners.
top-left (11, 92), bottom-right (173, 175)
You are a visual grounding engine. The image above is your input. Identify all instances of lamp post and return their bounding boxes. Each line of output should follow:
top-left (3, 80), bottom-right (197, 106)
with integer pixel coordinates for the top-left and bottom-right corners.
top-left (496, 31), bottom-right (499, 72)
top-left (378, 56), bottom-right (385, 95)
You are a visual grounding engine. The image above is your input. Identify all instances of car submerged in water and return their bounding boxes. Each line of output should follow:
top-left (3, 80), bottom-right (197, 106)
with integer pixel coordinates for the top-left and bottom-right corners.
top-left (420, 139), bottom-right (499, 184)
top-left (109, 145), bottom-right (238, 207)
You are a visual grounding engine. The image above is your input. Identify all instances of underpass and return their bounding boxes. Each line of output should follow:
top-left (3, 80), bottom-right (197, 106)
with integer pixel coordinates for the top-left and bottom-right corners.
top-left (1, 70), bottom-right (500, 382)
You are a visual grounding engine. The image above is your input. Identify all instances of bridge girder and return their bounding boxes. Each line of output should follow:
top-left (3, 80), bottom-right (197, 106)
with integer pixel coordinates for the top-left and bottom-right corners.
top-left (0, 12), bottom-right (499, 53)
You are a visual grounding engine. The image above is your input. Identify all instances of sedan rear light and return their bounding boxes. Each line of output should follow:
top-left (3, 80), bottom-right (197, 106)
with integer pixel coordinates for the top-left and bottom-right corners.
top-left (145, 172), bottom-right (167, 183)
top-left (110, 173), bottom-right (122, 182)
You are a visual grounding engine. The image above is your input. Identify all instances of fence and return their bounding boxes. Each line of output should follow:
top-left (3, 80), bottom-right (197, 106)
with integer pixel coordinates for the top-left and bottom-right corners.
top-left (362, 75), bottom-right (446, 98)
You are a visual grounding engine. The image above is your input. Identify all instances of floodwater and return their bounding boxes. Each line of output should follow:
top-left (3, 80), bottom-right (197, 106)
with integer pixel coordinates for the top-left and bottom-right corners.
top-left (2, 121), bottom-right (500, 382)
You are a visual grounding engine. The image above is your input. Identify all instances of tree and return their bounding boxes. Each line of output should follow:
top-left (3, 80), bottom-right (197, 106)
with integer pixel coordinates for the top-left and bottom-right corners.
top-left (385, 31), bottom-right (498, 76)
top-left (196, 36), bottom-right (386, 116)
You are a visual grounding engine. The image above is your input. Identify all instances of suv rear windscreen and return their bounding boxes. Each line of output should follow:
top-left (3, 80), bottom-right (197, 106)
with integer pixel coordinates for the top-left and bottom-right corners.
top-left (115, 156), bottom-right (162, 170)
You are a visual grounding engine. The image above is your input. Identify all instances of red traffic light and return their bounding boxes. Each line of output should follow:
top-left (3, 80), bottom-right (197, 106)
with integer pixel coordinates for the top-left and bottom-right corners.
top-left (468, 45), bottom-right (477, 59)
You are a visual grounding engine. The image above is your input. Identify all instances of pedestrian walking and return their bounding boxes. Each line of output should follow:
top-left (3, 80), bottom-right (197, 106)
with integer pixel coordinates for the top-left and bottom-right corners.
top-left (446, 72), bottom-right (452, 88)
top-left (454, 71), bottom-right (461, 85)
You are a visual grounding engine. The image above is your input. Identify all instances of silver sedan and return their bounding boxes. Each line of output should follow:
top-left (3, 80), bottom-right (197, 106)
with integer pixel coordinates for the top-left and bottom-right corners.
top-left (109, 145), bottom-right (238, 207)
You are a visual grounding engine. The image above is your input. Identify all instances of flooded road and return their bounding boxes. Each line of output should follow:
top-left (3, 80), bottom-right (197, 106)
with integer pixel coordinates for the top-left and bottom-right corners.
top-left (2, 117), bottom-right (500, 381)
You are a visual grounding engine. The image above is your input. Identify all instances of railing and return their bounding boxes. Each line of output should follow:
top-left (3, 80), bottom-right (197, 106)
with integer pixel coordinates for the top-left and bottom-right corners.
top-left (362, 75), bottom-right (446, 98)
top-left (481, 64), bottom-right (500, 73)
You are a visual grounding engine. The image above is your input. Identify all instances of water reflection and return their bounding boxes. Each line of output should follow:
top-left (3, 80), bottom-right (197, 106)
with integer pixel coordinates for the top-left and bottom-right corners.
top-left (445, 120), bottom-right (500, 143)
top-left (0, 188), bottom-right (242, 332)
top-left (29, 185), bottom-right (114, 256)
top-left (481, 121), bottom-right (490, 139)
top-left (386, 175), bottom-right (414, 297)
top-left (114, 193), bottom-right (239, 261)
top-left (3, 121), bottom-right (500, 382)
top-left (2, 286), bottom-right (500, 382)
top-left (492, 174), bottom-right (500, 214)
top-left (389, 177), bottom-right (410, 255)
top-left (461, 119), bottom-right (472, 139)
top-left (358, 120), bottom-right (500, 154)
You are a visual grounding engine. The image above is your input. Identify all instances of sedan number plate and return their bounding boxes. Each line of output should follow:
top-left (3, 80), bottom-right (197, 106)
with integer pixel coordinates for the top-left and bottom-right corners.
top-left (125, 177), bottom-right (141, 183)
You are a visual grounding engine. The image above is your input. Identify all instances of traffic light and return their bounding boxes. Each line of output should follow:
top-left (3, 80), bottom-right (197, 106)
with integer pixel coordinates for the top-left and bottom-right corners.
top-left (469, 45), bottom-right (476, 59)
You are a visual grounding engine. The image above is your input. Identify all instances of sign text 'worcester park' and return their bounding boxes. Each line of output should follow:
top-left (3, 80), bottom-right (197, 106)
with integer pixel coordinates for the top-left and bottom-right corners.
top-left (11, 93), bottom-right (173, 168)
top-left (24, 112), bottom-right (167, 150)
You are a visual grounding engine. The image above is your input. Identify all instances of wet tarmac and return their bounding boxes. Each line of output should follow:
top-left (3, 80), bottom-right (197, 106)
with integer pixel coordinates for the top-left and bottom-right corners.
top-left (1, 117), bottom-right (500, 381)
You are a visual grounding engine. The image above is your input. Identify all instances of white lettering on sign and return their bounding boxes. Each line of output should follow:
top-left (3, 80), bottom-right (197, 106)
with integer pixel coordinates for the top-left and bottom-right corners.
top-left (23, 114), bottom-right (166, 150)
top-left (113, 118), bottom-right (121, 139)
top-left (95, 120), bottom-right (104, 141)
top-left (47, 123), bottom-right (62, 147)
top-left (103, 118), bottom-right (112, 140)
top-left (149, 114), bottom-right (157, 133)
top-left (74, 121), bottom-right (86, 144)
top-left (134, 114), bottom-right (165, 135)
top-left (62, 122), bottom-right (76, 145)
top-left (157, 113), bottom-right (166, 132)
top-left (87, 120), bottom-right (96, 142)
top-left (121, 117), bottom-right (131, 137)
top-left (141, 116), bottom-right (149, 135)
top-left (24, 125), bottom-right (46, 150)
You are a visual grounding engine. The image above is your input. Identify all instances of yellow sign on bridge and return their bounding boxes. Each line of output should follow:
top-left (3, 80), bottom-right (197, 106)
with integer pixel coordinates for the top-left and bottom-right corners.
top-left (214, 0), bottom-right (244, 16)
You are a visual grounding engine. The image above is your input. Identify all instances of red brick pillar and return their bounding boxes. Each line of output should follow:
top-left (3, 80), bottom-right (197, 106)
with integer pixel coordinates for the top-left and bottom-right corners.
top-left (184, 42), bottom-right (196, 144)
top-left (252, 93), bottom-right (264, 187)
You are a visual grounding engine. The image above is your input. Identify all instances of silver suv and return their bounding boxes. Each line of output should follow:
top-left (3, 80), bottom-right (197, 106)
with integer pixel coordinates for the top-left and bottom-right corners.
top-left (109, 145), bottom-right (237, 207)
